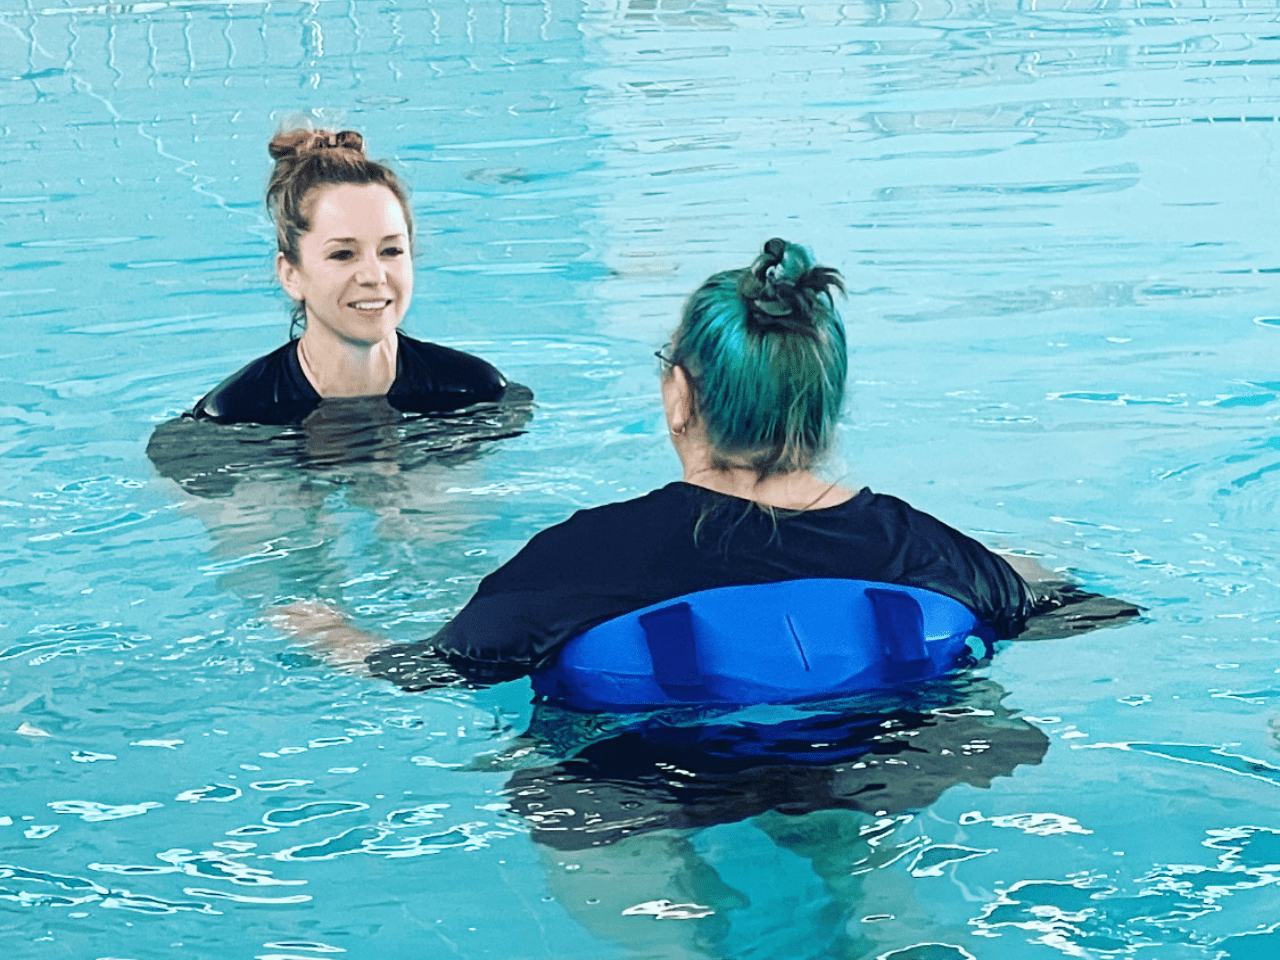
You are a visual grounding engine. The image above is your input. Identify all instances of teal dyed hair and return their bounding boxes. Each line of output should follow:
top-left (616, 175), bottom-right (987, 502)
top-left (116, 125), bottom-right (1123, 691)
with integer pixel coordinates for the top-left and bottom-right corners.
top-left (670, 238), bottom-right (847, 478)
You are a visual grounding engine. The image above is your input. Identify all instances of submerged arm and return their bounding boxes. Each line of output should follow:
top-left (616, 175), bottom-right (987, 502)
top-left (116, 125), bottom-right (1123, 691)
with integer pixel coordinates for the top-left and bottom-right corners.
top-left (269, 600), bottom-right (524, 690)
top-left (995, 552), bottom-right (1142, 641)
top-left (268, 601), bottom-right (383, 674)
top-left (996, 551), bottom-right (1064, 586)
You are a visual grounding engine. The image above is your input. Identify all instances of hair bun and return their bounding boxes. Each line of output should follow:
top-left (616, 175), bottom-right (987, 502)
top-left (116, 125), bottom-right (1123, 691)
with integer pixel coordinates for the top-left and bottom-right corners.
top-left (738, 237), bottom-right (844, 333)
top-left (268, 128), bottom-right (365, 161)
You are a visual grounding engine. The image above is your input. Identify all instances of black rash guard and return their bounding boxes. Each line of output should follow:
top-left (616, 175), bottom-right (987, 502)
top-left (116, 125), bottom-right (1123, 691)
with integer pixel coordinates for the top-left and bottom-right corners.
top-left (191, 331), bottom-right (508, 425)
top-left (367, 482), bottom-right (1037, 689)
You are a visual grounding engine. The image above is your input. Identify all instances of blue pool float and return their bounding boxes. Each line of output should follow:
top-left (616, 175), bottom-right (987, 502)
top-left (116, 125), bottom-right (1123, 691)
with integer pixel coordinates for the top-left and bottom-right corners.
top-left (531, 578), bottom-right (991, 712)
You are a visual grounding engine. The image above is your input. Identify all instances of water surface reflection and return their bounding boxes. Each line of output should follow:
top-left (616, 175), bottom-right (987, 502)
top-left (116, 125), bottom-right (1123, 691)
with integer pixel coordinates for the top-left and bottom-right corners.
top-left (145, 388), bottom-right (534, 605)
top-left (489, 676), bottom-right (1047, 957)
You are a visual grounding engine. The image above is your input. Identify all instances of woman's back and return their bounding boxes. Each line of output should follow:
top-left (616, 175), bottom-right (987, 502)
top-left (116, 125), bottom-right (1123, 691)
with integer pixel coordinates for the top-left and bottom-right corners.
top-left (365, 481), bottom-right (1032, 690)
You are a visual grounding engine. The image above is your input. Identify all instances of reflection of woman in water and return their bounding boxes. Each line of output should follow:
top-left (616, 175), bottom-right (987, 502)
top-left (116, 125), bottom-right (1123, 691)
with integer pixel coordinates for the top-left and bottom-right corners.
top-left (191, 126), bottom-right (511, 426)
top-left (492, 675), bottom-right (1049, 957)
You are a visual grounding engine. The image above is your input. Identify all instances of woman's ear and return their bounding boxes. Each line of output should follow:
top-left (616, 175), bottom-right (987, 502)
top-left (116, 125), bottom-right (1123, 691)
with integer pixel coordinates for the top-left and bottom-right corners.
top-left (662, 365), bottom-right (694, 436)
top-left (277, 252), bottom-right (303, 301)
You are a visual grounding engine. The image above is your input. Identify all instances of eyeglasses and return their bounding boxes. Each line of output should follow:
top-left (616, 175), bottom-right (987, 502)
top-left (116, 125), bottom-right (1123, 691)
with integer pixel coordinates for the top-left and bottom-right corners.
top-left (654, 349), bottom-right (677, 369)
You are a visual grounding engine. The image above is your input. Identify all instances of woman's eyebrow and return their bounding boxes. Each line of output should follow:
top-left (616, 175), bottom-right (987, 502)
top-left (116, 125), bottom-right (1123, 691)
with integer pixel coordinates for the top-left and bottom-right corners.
top-left (321, 233), bottom-right (408, 245)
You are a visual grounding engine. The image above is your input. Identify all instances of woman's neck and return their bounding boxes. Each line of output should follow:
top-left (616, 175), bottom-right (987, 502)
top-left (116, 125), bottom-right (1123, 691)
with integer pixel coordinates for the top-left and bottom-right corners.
top-left (664, 388), bottom-right (855, 510)
top-left (681, 460), bottom-right (854, 511)
top-left (297, 327), bottom-right (399, 398)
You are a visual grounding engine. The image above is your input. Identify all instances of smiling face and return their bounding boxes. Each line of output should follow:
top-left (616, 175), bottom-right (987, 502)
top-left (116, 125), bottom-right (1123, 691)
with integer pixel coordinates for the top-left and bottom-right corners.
top-left (276, 182), bottom-right (414, 348)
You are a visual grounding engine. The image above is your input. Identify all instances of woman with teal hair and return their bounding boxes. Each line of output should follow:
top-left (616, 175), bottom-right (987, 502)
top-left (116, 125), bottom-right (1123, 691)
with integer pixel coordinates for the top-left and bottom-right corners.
top-left (655, 236), bottom-right (850, 507)
top-left (281, 237), bottom-right (1092, 695)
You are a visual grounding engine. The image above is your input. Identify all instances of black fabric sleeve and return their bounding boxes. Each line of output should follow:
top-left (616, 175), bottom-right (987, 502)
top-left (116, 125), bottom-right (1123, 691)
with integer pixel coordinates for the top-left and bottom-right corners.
top-left (877, 496), bottom-right (1036, 638)
top-left (388, 334), bottom-right (509, 414)
top-left (190, 341), bottom-right (320, 425)
top-left (363, 501), bottom-right (668, 689)
top-left (422, 511), bottom-right (643, 668)
top-left (874, 496), bottom-right (1141, 639)
top-left (362, 519), bottom-right (601, 690)
top-left (1015, 582), bottom-right (1142, 640)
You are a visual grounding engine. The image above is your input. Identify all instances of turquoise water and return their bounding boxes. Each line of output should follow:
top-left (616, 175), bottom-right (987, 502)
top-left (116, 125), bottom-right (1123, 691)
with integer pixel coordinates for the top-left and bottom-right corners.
top-left (4, 0), bottom-right (1280, 957)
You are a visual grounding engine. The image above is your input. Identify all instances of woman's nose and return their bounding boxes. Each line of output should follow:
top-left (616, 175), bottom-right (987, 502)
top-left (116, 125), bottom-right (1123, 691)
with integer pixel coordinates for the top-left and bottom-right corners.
top-left (354, 253), bottom-right (386, 284)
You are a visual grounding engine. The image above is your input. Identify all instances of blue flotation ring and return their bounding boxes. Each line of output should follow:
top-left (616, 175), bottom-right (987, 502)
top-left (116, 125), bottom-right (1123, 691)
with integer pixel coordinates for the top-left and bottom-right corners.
top-left (531, 578), bottom-right (991, 712)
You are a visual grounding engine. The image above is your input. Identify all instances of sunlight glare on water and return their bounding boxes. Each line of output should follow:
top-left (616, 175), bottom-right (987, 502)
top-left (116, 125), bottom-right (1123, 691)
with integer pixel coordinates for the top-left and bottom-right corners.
top-left (2, 0), bottom-right (1280, 957)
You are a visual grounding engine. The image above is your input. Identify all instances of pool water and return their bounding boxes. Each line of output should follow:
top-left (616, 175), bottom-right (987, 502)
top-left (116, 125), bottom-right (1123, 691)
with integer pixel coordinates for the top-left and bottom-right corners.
top-left (4, 0), bottom-right (1280, 957)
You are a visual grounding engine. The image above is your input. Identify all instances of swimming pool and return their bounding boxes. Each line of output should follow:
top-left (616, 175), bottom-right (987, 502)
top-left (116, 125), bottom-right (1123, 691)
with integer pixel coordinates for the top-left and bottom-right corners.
top-left (4, 0), bottom-right (1280, 957)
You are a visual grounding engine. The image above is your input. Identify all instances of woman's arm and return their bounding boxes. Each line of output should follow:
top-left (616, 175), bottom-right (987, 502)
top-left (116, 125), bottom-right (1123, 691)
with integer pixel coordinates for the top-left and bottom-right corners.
top-left (268, 601), bottom-right (383, 674)
top-left (995, 551), bottom-right (1064, 586)
top-left (995, 552), bottom-right (1142, 640)
top-left (269, 600), bottom-right (525, 690)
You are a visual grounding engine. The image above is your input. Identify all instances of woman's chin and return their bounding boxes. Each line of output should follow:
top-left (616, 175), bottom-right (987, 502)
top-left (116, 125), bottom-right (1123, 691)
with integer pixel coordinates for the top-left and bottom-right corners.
top-left (308, 314), bottom-right (404, 347)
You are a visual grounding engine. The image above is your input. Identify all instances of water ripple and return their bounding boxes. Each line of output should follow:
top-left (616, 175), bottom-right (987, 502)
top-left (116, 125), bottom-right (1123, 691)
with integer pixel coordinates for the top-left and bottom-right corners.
top-left (261, 802), bottom-right (368, 828)
top-left (0, 862), bottom-right (220, 916)
top-left (271, 821), bottom-right (511, 862)
top-left (971, 824), bottom-right (1280, 955)
top-left (49, 800), bottom-right (163, 823)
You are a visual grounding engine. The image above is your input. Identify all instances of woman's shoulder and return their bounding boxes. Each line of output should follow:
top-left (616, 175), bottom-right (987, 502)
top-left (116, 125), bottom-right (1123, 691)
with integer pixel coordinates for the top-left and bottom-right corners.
top-left (537, 484), bottom-right (689, 541)
top-left (191, 340), bottom-right (319, 425)
top-left (827, 487), bottom-right (954, 530)
top-left (806, 487), bottom-right (1011, 578)
top-left (391, 332), bottom-right (509, 411)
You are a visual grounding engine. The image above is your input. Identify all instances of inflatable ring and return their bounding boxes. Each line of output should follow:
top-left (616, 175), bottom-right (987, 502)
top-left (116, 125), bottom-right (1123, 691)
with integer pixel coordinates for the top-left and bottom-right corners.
top-left (532, 578), bottom-right (991, 712)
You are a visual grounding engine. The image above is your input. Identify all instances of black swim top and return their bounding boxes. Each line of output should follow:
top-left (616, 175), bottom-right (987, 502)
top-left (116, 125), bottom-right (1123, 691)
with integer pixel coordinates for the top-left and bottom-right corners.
top-left (367, 482), bottom-right (1040, 689)
top-left (191, 331), bottom-right (508, 425)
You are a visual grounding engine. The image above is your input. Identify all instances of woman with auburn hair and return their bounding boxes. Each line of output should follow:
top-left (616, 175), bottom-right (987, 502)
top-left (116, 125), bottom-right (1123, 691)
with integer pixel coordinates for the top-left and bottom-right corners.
top-left (191, 127), bottom-right (509, 425)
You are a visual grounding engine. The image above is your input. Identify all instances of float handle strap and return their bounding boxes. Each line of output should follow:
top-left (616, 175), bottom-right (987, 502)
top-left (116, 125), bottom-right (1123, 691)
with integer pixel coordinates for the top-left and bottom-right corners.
top-left (867, 587), bottom-right (932, 679)
top-left (638, 601), bottom-right (705, 699)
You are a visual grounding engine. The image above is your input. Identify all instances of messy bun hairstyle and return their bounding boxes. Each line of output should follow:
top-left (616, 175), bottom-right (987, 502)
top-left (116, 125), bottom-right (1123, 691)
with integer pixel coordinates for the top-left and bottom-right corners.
top-left (668, 238), bottom-right (847, 478)
top-left (266, 128), bottom-right (414, 333)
